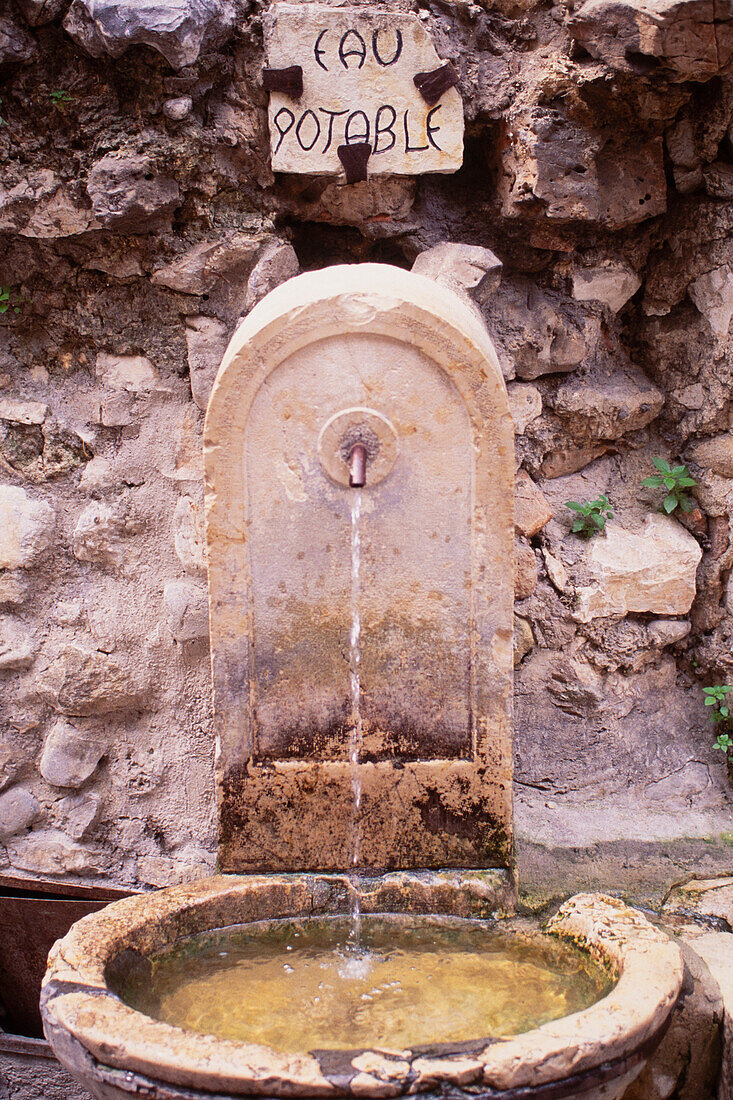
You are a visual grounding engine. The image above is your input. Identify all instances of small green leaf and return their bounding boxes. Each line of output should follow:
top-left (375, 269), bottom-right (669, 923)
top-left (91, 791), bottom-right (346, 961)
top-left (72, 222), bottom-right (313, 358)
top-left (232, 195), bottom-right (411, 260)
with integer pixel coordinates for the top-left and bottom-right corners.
top-left (678, 477), bottom-right (697, 488)
top-left (663, 494), bottom-right (677, 513)
top-left (572, 519), bottom-right (585, 533)
top-left (705, 696), bottom-right (717, 704)
top-left (721, 707), bottom-right (729, 718)
top-left (642, 475), bottom-right (664, 488)
top-left (653, 457), bottom-right (671, 473)
top-left (679, 496), bottom-right (694, 512)
top-left (566, 501), bottom-right (583, 512)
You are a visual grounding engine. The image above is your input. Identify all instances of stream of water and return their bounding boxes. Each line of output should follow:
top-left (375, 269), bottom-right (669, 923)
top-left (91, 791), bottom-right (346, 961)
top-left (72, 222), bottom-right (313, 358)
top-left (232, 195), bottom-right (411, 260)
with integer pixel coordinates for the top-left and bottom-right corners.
top-left (348, 489), bottom-right (363, 946)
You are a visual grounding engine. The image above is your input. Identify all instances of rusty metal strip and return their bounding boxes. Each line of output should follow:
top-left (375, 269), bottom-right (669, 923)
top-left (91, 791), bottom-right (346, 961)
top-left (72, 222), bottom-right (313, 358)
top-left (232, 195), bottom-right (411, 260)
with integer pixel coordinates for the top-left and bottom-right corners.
top-left (337, 142), bottom-right (371, 183)
top-left (413, 61), bottom-right (459, 106)
top-left (262, 65), bottom-right (303, 98)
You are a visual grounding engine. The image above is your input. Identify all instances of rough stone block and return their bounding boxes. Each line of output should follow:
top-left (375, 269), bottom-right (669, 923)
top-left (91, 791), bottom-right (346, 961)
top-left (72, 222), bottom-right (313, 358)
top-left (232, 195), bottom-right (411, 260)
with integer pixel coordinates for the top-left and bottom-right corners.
top-left (39, 719), bottom-right (106, 788)
top-left (568, 0), bottom-right (733, 82)
top-left (575, 515), bottom-right (703, 622)
top-left (411, 242), bottom-right (503, 298)
top-left (515, 470), bottom-right (552, 538)
top-left (514, 537), bottom-right (538, 600)
top-left (151, 231), bottom-right (264, 295)
top-left (63, 0), bottom-right (240, 69)
top-left (244, 238), bottom-right (300, 313)
top-left (0, 617), bottom-right (36, 670)
top-left (86, 152), bottom-right (180, 232)
top-left (55, 791), bottom-right (103, 839)
top-left (507, 383), bottom-right (542, 435)
top-left (553, 366), bottom-right (664, 443)
top-left (34, 645), bottom-right (149, 716)
top-left (571, 262), bottom-right (641, 313)
top-left (0, 786), bottom-right (40, 839)
top-left (72, 502), bottom-right (133, 569)
top-left (0, 486), bottom-right (55, 570)
top-left (688, 432), bottom-right (733, 477)
top-left (0, 397), bottom-right (48, 424)
top-left (185, 316), bottom-right (230, 412)
top-left (174, 495), bottom-right (207, 575)
top-left (163, 580), bottom-right (210, 642)
top-left (96, 352), bottom-right (158, 393)
top-left (0, 15), bottom-right (37, 64)
top-left (688, 265), bottom-right (733, 336)
top-left (513, 614), bottom-right (534, 666)
top-left (5, 829), bottom-right (111, 875)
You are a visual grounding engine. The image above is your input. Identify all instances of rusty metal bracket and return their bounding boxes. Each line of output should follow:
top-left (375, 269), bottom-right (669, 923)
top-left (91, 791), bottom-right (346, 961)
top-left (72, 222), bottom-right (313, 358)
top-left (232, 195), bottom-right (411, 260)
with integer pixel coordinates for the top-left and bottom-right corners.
top-left (413, 61), bottom-right (459, 107)
top-left (337, 142), bottom-right (371, 184)
top-left (262, 65), bottom-right (303, 98)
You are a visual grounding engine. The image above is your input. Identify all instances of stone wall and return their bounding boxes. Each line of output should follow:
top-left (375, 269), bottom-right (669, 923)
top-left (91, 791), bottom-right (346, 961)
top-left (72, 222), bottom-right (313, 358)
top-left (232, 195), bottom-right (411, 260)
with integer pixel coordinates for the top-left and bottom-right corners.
top-left (0, 0), bottom-right (732, 902)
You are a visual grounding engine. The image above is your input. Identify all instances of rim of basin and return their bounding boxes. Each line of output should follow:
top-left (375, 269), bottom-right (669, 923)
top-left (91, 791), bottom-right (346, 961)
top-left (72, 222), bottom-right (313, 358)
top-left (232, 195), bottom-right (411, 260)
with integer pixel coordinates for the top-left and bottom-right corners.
top-left (41, 875), bottom-right (683, 1098)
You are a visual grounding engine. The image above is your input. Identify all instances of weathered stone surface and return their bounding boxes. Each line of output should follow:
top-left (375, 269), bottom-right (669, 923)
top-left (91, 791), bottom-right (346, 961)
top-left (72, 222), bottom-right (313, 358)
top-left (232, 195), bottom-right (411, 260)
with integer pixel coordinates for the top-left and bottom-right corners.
top-left (553, 366), bottom-right (664, 443)
top-left (136, 842), bottom-right (214, 886)
top-left (0, 486), bottom-right (55, 570)
top-left (688, 265), bottom-right (733, 336)
top-left (568, 0), bottom-right (733, 82)
top-left (63, 0), bottom-right (239, 69)
top-left (0, 786), bottom-right (40, 839)
top-left (243, 238), bottom-right (300, 314)
top-left (39, 718), bottom-right (106, 788)
top-left (515, 470), bottom-right (552, 538)
top-left (96, 352), bottom-right (158, 393)
top-left (540, 445), bottom-right (610, 479)
top-left (688, 433), bottom-right (733, 477)
top-left (72, 502), bottom-right (134, 568)
top-left (163, 580), bottom-right (209, 642)
top-left (0, 15), bottom-right (37, 65)
top-left (0, 617), bottom-right (36, 670)
top-left (185, 315), bottom-right (229, 412)
top-left (507, 383), bottom-right (542, 435)
top-left (86, 152), bottom-right (180, 232)
top-left (575, 516), bottom-right (703, 622)
top-left (412, 242), bottom-right (503, 298)
top-left (264, 4), bottom-right (464, 177)
top-left (34, 645), bottom-right (149, 716)
top-left (571, 262), bottom-right (641, 313)
top-left (5, 828), bottom-right (110, 874)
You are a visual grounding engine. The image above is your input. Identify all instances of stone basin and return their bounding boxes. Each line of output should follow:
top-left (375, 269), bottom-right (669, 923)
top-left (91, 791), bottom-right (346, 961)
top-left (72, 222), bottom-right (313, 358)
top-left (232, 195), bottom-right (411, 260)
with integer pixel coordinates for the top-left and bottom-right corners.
top-left (41, 875), bottom-right (683, 1100)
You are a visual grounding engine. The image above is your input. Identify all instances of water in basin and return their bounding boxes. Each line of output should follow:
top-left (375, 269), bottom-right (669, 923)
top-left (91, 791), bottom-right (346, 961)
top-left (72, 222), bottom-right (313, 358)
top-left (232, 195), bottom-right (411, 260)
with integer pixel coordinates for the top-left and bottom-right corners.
top-left (115, 914), bottom-right (614, 1052)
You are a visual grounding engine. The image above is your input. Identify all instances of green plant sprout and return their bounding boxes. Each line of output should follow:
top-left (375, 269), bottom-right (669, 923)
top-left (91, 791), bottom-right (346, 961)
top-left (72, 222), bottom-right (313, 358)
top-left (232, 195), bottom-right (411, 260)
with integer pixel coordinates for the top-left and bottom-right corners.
top-left (0, 287), bottom-right (21, 315)
top-left (565, 494), bottom-right (613, 538)
top-left (0, 98), bottom-right (6, 127)
top-left (641, 457), bottom-right (697, 514)
top-left (704, 685), bottom-right (733, 755)
top-left (50, 90), bottom-right (73, 106)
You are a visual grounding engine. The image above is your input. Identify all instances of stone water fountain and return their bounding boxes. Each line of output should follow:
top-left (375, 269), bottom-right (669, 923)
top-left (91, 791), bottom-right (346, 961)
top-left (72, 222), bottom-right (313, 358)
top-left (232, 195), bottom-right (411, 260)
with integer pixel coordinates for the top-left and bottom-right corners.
top-left (41, 265), bottom-right (683, 1100)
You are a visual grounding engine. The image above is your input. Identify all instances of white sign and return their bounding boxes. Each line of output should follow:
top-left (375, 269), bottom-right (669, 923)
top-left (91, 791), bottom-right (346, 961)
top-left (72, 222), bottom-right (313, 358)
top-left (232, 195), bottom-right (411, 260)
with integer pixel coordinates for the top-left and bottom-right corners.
top-left (264, 3), bottom-right (464, 177)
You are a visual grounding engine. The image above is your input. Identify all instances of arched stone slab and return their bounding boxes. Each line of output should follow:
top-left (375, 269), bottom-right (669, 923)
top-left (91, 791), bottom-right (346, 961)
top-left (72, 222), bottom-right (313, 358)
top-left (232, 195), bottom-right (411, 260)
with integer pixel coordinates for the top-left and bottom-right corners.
top-left (204, 263), bottom-right (514, 872)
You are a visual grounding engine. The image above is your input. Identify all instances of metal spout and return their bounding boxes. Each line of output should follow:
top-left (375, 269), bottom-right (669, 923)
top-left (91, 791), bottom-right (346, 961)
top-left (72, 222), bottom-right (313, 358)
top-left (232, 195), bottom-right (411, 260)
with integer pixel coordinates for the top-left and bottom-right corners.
top-left (348, 443), bottom-right (368, 488)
